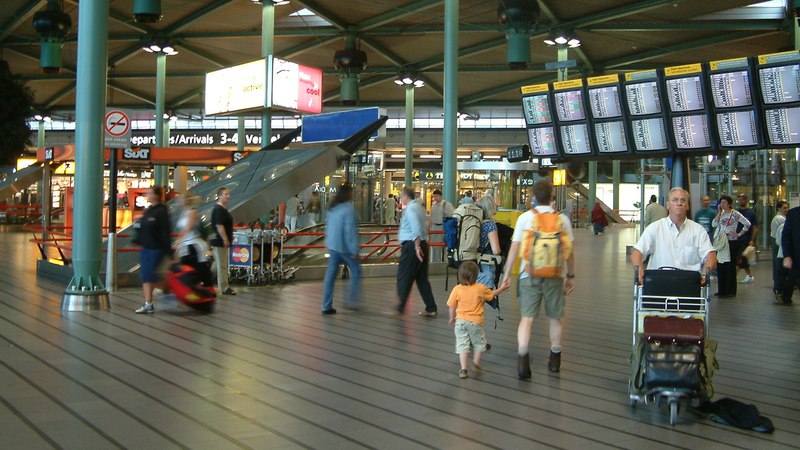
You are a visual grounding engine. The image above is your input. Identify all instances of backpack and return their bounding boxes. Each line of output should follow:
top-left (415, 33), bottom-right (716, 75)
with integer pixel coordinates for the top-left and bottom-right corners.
top-left (448, 203), bottom-right (484, 264)
top-left (520, 210), bottom-right (573, 278)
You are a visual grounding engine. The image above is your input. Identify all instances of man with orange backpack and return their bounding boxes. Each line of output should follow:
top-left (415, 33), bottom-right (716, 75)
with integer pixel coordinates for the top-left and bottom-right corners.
top-left (501, 180), bottom-right (575, 380)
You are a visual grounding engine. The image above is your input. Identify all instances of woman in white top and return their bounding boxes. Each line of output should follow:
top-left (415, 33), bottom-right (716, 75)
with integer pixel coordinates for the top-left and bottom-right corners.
top-left (173, 192), bottom-right (212, 286)
top-left (711, 195), bottom-right (751, 297)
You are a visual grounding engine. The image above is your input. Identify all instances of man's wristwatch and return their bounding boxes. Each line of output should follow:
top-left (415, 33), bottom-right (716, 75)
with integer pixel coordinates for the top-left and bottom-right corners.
top-left (566, 273), bottom-right (576, 279)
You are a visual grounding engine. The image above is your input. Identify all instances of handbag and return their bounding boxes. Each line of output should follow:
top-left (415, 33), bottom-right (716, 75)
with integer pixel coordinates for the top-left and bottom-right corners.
top-left (713, 227), bottom-right (730, 263)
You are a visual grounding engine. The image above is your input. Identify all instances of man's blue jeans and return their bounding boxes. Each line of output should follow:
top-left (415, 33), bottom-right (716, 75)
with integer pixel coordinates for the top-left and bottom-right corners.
top-left (322, 249), bottom-right (361, 311)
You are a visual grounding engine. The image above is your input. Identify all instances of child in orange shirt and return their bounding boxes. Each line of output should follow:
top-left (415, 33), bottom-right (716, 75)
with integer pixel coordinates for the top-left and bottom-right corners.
top-left (447, 261), bottom-right (510, 378)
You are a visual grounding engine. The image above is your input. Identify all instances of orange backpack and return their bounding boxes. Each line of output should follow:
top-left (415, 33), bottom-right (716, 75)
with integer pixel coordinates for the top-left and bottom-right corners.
top-left (520, 210), bottom-right (573, 278)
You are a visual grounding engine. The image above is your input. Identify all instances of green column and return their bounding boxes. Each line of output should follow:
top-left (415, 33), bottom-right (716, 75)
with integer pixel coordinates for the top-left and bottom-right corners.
top-left (62, 0), bottom-right (109, 310)
top-left (588, 161), bottom-right (597, 209)
top-left (262, 3), bottom-right (275, 146)
top-left (404, 85), bottom-right (414, 186)
top-left (238, 116), bottom-right (246, 152)
top-left (556, 44), bottom-right (568, 209)
top-left (612, 160), bottom-right (620, 212)
top-left (154, 52), bottom-right (167, 186)
top-left (442, 0), bottom-right (458, 204)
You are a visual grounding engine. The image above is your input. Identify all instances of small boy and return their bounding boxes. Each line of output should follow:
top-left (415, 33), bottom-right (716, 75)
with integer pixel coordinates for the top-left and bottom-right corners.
top-left (447, 261), bottom-right (510, 379)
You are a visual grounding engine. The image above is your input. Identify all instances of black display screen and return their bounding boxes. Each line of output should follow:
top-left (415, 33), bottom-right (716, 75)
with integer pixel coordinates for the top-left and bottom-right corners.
top-left (672, 114), bottom-right (712, 149)
top-left (710, 70), bottom-right (753, 108)
top-left (594, 121), bottom-right (629, 153)
top-left (559, 123), bottom-right (592, 155)
top-left (759, 64), bottom-right (800, 104)
top-left (764, 106), bottom-right (800, 145)
top-left (716, 110), bottom-right (759, 147)
top-left (527, 127), bottom-right (558, 156)
top-left (522, 94), bottom-right (552, 125)
top-left (554, 90), bottom-right (586, 122)
top-left (625, 81), bottom-right (662, 115)
top-left (588, 85), bottom-right (623, 119)
top-left (666, 76), bottom-right (705, 112)
top-left (631, 117), bottom-right (668, 151)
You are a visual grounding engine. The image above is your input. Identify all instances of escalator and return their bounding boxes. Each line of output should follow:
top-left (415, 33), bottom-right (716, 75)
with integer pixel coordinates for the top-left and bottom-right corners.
top-left (0, 161), bottom-right (62, 200)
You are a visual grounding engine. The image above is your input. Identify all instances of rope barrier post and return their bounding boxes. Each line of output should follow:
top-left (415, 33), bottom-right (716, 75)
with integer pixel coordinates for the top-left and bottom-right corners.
top-left (105, 232), bottom-right (117, 292)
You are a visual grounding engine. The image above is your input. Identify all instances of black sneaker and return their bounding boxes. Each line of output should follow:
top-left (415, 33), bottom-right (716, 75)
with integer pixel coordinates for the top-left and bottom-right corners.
top-left (223, 288), bottom-right (237, 295)
top-left (548, 351), bottom-right (561, 373)
top-left (321, 308), bottom-right (337, 315)
top-left (517, 353), bottom-right (531, 380)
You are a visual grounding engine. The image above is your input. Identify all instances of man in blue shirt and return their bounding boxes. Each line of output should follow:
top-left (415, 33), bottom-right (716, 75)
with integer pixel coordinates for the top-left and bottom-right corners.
top-left (321, 184), bottom-right (361, 315)
top-left (395, 186), bottom-right (438, 316)
top-left (694, 195), bottom-right (716, 240)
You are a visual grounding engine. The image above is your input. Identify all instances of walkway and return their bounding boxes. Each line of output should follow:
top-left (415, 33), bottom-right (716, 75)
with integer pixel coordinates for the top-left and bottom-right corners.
top-left (0, 225), bottom-right (797, 449)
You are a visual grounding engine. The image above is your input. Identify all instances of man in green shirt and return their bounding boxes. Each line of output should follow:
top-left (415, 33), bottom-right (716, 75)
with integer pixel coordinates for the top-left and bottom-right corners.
top-left (695, 195), bottom-right (716, 240)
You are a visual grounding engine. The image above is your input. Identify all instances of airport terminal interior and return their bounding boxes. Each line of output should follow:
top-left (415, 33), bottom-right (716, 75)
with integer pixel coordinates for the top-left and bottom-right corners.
top-left (1, 0), bottom-right (800, 448)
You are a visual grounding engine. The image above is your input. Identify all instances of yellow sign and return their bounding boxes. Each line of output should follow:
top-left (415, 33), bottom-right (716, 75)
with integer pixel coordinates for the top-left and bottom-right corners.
top-left (587, 74), bottom-right (619, 86)
top-left (664, 63), bottom-right (703, 76)
top-left (553, 169), bottom-right (567, 186)
top-left (521, 83), bottom-right (549, 94)
top-left (553, 79), bottom-right (584, 90)
top-left (709, 57), bottom-right (747, 71)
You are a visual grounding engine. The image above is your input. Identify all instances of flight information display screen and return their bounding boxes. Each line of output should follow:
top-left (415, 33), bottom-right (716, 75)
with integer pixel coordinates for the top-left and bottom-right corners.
top-left (588, 85), bottom-right (623, 119)
top-left (554, 90), bottom-right (586, 121)
top-left (666, 76), bottom-right (705, 112)
top-left (716, 110), bottom-right (759, 147)
top-left (631, 117), bottom-right (669, 151)
top-left (672, 114), bottom-right (712, 149)
top-left (528, 127), bottom-right (558, 156)
top-left (625, 81), bottom-right (662, 115)
top-left (710, 70), bottom-right (753, 108)
top-left (559, 123), bottom-right (592, 155)
top-left (594, 121), bottom-right (629, 153)
top-left (765, 107), bottom-right (800, 145)
top-left (522, 94), bottom-right (552, 125)
top-left (759, 64), bottom-right (800, 104)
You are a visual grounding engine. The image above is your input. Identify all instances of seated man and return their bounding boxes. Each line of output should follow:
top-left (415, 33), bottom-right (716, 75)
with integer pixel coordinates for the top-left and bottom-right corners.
top-left (632, 187), bottom-right (717, 285)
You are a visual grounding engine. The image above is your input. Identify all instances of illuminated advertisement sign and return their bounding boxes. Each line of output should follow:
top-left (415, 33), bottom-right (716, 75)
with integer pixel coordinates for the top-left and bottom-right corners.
top-left (272, 57), bottom-right (323, 114)
top-left (205, 59), bottom-right (266, 116)
top-left (205, 57), bottom-right (323, 116)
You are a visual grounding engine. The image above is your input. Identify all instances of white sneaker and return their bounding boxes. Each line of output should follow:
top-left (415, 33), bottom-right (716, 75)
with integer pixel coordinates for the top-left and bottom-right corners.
top-left (741, 275), bottom-right (754, 284)
top-left (135, 302), bottom-right (155, 314)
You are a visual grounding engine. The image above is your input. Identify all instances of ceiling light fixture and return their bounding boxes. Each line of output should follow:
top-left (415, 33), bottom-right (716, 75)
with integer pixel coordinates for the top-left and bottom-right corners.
top-left (543, 30), bottom-right (580, 48)
top-left (393, 70), bottom-right (425, 88)
top-left (142, 37), bottom-right (178, 56)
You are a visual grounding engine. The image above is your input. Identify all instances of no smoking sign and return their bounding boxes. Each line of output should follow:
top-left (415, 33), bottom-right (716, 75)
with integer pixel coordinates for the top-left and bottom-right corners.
top-left (104, 109), bottom-right (132, 148)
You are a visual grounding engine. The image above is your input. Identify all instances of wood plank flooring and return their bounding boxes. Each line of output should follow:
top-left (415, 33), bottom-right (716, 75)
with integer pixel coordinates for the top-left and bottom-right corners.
top-left (0, 225), bottom-right (797, 449)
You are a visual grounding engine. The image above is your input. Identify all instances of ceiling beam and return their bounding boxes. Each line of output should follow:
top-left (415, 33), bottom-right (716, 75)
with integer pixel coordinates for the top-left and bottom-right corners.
top-left (0, 0), bottom-right (46, 42)
top-left (64, 0), bottom-right (153, 35)
top-left (168, 86), bottom-right (204, 108)
top-left (584, 20), bottom-right (788, 32)
top-left (357, 0), bottom-right (442, 31)
top-left (42, 83), bottom-right (76, 109)
top-left (292, 0), bottom-right (349, 31)
top-left (164, 0), bottom-right (233, 35)
top-left (173, 40), bottom-right (228, 69)
top-left (109, 83), bottom-right (154, 105)
top-left (601, 30), bottom-right (770, 69)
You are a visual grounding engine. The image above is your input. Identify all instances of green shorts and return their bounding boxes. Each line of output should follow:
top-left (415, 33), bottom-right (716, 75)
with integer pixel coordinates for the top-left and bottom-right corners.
top-left (454, 318), bottom-right (487, 354)
top-left (518, 276), bottom-right (565, 319)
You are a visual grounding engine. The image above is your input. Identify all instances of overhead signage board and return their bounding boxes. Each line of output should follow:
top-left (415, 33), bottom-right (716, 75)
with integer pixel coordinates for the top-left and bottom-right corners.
top-left (301, 108), bottom-right (384, 143)
top-left (205, 59), bottom-right (266, 116)
top-left (205, 56), bottom-right (323, 116)
top-left (104, 108), bottom-right (132, 149)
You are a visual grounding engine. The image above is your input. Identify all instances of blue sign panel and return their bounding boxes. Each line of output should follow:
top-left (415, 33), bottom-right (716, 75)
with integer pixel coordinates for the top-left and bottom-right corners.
top-left (301, 107), bottom-right (384, 143)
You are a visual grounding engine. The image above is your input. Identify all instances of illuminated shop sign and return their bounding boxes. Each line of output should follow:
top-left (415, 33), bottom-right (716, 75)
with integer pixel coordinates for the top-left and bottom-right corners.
top-left (205, 57), bottom-right (323, 116)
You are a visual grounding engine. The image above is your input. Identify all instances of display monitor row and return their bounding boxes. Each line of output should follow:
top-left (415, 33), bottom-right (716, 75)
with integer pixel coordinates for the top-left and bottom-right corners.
top-left (517, 50), bottom-right (800, 162)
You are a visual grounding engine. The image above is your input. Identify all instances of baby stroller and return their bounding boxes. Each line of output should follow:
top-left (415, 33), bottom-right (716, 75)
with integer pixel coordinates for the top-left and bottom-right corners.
top-left (629, 267), bottom-right (717, 425)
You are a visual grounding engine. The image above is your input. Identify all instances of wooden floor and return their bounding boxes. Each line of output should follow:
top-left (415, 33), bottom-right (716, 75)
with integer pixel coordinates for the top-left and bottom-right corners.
top-left (0, 225), bottom-right (798, 450)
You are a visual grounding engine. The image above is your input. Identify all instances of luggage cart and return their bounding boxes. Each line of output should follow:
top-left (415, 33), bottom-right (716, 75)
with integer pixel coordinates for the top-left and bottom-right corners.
top-left (629, 267), bottom-right (710, 426)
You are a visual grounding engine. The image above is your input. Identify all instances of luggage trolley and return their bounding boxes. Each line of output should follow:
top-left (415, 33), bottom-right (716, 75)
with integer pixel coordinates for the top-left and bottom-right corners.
top-left (629, 267), bottom-right (711, 426)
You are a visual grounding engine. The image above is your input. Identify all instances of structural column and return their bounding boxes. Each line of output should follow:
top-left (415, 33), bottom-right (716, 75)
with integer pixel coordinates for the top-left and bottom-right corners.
top-left (154, 52), bottom-right (168, 186)
top-left (404, 85), bottom-right (414, 186)
top-left (62, 0), bottom-right (110, 310)
top-left (262, 3), bottom-right (275, 146)
top-left (612, 160), bottom-right (620, 212)
top-left (442, 0), bottom-right (458, 205)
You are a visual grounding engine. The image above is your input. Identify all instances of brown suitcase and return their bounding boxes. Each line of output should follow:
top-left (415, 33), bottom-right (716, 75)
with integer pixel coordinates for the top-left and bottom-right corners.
top-left (643, 315), bottom-right (704, 342)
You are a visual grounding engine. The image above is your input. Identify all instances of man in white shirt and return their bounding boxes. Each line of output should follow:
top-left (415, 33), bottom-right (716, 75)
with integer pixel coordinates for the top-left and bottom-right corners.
top-left (631, 187), bottom-right (717, 285)
top-left (429, 189), bottom-right (454, 262)
top-left (502, 180), bottom-right (575, 380)
top-left (770, 200), bottom-right (789, 300)
top-left (285, 195), bottom-right (301, 232)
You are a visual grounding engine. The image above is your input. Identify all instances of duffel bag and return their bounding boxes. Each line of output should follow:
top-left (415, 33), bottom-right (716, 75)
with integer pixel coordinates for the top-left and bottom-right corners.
top-left (644, 340), bottom-right (702, 390)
